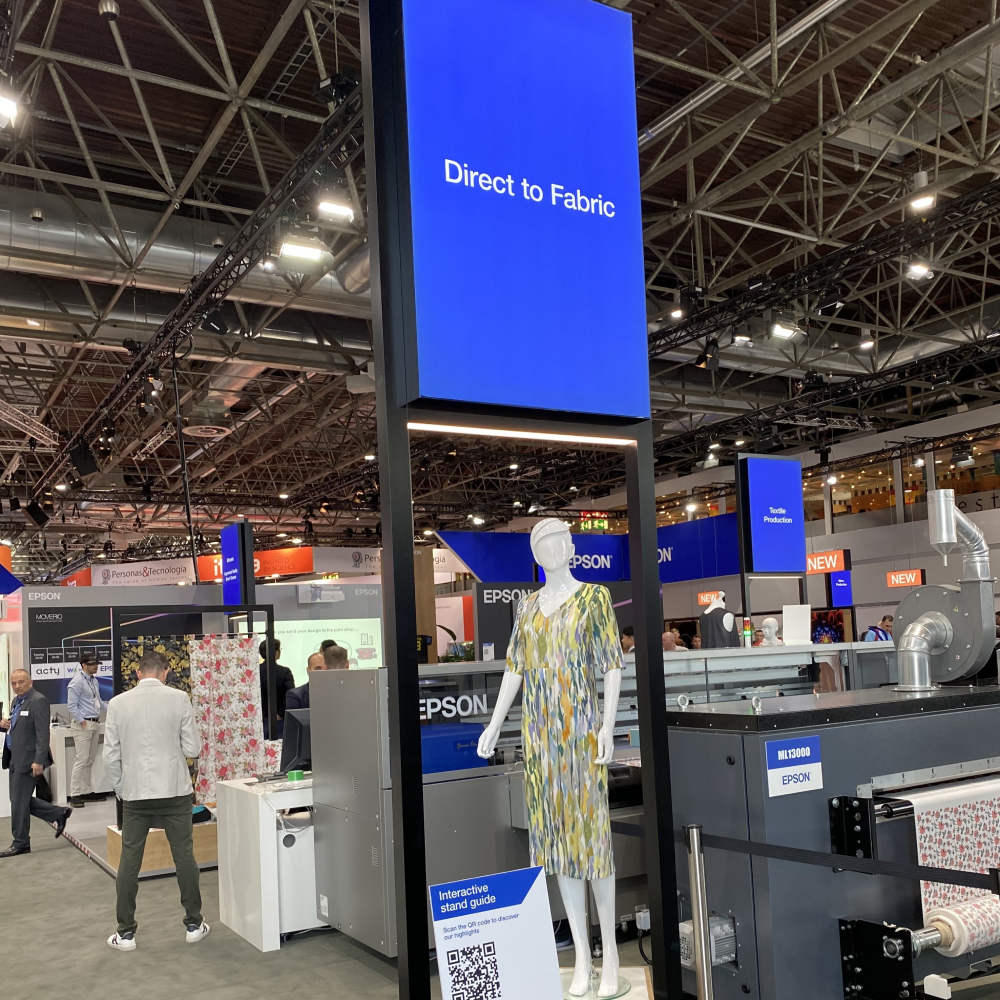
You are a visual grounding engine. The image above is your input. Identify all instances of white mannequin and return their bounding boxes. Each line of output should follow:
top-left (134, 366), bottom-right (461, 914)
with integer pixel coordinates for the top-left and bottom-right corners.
top-left (477, 520), bottom-right (622, 997)
top-left (703, 590), bottom-right (736, 634)
top-left (760, 617), bottom-right (782, 646)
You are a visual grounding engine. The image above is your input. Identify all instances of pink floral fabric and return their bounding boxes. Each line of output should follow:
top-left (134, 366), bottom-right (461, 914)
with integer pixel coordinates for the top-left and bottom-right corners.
top-left (190, 635), bottom-right (264, 805)
top-left (264, 740), bottom-right (282, 770)
top-left (948, 898), bottom-right (1000, 952)
top-left (913, 778), bottom-right (1000, 915)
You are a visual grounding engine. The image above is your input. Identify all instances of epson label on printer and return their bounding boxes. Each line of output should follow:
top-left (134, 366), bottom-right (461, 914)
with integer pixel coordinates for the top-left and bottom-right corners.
top-left (765, 735), bottom-right (822, 797)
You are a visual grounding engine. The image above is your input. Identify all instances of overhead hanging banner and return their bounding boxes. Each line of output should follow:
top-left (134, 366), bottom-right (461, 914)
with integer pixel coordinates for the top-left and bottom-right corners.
top-left (394, 0), bottom-right (648, 418)
top-left (198, 545), bottom-right (314, 582)
top-left (736, 455), bottom-right (807, 575)
top-left (91, 557), bottom-right (196, 588)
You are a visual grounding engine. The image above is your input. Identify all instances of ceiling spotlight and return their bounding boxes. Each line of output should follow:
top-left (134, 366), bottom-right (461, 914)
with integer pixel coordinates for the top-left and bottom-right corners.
top-left (364, 452), bottom-right (376, 461)
top-left (317, 199), bottom-right (355, 223)
top-left (906, 262), bottom-right (933, 280)
top-left (569, 485), bottom-right (578, 492)
top-left (509, 463), bottom-right (519, 470)
top-left (0, 90), bottom-right (18, 129)
top-left (471, 516), bottom-right (485, 525)
top-left (732, 324), bottom-right (752, 345)
top-left (708, 442), bottom-right (720, 450)
top-left (261, 256), bottom-right (278, 274)
top-left (422, 529), bottom-right (433, 536)
top-left (670, 307), bottom-right (684, 320)
top-left (292, 537), bottom-right (304, 544)
top-left (734, 439), bottom-right (745, 447)
top-left (512, 500), bottom-right (523, 508)
top-left (771, 320), bottom-right (800, 340)
top-left (280, 241), bottom-right (323, 261)
top-left (98, 0), bottom-right (120, 19)
top-left (685, 502), bottom-right (697, 512)
top-left (277, 532), bottom-right (288, 538)
top-left (910, 169), bottom-right (934, 211)
top-left (817, 290), bottom-right (846, 315)
top-left (859, 329), bottom-right (875, 349)
top-left (826, 474), bottom-right (838, 485)
top-left (26, 319), bottom-right (39, 327)
top-left (278, 493), bottom-right (289, 500)
top-left (212, 235), bottom-right (224, 249)
top-left (55, 483), bottom-right (67, 491)
top-left (913, 457), bottom-right (925, 468)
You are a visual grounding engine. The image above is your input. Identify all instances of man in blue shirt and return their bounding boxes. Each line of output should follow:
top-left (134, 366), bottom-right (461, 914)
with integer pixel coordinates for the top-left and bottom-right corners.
top-left (66, 652), bottom-right (108, 808)
top-left (864, 615), bottom-right (893, 642)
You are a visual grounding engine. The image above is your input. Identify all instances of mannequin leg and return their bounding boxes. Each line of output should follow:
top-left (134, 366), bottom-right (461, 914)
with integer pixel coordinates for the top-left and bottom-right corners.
top-left (556, 875), bottom-right (592, 995)
top-left (591, 874), bottom-right (620, 996)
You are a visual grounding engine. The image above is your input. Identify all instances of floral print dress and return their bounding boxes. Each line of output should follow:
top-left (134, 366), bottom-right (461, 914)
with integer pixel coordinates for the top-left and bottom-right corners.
top-left (506, 583), bottom-right (622, 880)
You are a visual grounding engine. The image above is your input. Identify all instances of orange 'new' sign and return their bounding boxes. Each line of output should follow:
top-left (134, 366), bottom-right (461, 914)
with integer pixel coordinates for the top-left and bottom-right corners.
top-left (697, 591), bottom-right (721, 606)
top-left (198, 546), bottom-right (314, 582)
top-left (807, 550), bottom-right (846, 575)
top-left (887, 568), bottom-right (925, 588)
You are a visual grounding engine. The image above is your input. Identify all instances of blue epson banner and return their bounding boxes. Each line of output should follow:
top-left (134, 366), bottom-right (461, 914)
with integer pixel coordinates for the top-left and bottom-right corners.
top-left (401, 0), bottom-right (648, 418)
top-left (220, 522), bottom-right (242, 606)
top-left (740, 456), bottom-right (806, 574)
top-left (651, 514), bottom-right (740, 584)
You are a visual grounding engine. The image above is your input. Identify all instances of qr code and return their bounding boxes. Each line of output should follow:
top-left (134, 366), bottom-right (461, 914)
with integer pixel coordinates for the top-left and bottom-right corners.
top-left (447, 941), bottom-right (501, 1000)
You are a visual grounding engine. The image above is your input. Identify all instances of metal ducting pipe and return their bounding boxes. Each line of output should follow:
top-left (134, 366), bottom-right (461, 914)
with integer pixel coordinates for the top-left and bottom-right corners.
top-left (335, 243), bottom-right (370, 295)
top-left (896, 610), bottom-right (952, 690)
top-left (894, 489), bottom-right (996, 690)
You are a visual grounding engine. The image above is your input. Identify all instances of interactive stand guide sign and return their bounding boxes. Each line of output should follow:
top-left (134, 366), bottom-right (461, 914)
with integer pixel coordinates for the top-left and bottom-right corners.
top-left (362, 0), bottom-right (677, 996)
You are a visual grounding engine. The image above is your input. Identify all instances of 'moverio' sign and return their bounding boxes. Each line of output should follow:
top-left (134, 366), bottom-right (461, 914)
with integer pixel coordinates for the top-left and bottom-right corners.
top-left (397, 0), bottom-right (648, 418)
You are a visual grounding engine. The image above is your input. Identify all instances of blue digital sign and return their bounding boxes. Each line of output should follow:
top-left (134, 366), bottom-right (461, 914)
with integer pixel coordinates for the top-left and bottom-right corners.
top-left (743, 456), bottom-right (806, 573)
top-left (829, 570), bottom-right (853, 608)
top-left (220, 523), bottom-right (243, 606)
top-left (402, 0), bottom-right (649, 418)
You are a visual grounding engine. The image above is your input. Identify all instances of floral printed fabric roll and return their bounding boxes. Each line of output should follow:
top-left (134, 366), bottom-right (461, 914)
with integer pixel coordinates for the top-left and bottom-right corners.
top-left (911, 776), bottom-right (1000, 955)
top-left (190, 635), bottom-right (265, 805)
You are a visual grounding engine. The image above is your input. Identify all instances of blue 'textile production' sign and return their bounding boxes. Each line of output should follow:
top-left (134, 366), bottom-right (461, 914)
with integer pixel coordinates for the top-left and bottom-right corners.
top-left (220, 522), bottom-right (243, 606)
top-left (739, 456), bottom-right (806, 574)
top-left (765, 735), bottom-right (823, 797)
top-left (402, 0), bottom-right (648, 418)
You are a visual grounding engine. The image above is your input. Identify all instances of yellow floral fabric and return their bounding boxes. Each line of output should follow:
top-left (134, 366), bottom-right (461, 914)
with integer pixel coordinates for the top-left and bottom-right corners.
top-left (506, 583), bottom-right (622, 879)
top-left (120, 636), bottom-right (192, 694)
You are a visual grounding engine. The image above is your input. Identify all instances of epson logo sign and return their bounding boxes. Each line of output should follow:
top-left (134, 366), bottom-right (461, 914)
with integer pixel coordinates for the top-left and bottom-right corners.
top-left (569, 554), bottom-right (612, 570)
top-left (483, 588), bottom-right (533, 605)
top-left (34, 613), bottom-right (62, 622)
top-left (28, 591), bottom-right (60, 601)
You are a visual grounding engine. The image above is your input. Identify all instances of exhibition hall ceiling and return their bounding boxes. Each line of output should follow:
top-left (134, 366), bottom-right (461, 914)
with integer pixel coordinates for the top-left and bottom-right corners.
top-left (2, 0), bottom-right (1000, 577)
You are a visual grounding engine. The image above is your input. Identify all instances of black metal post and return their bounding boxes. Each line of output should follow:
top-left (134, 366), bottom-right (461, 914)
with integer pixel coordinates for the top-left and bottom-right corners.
top-left (362, 1), bottom-right (431, 996)
top-left (171, 353), bottom-right (200, 584)
top-left (626, 419), bottom-right (682, 998)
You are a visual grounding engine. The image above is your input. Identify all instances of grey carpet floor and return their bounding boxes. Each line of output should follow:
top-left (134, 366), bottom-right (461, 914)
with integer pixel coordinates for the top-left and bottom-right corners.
top-left (0, 816), bottom-right (646, 1000)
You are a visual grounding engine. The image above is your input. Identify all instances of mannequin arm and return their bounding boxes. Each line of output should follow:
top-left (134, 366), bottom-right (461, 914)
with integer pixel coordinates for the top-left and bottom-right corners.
top-left (476, 670), bottom-right (523, 758)
top-left (595, 668), bottom-right (621, 765)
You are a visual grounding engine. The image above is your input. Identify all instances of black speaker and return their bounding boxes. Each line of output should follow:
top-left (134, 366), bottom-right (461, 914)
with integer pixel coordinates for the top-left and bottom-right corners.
top-left (70, 441), bottom-right (100, 477)
top-left (9, 496), bottom-right (19, 512)
top-left (24, 501), bottom-right (49, 528)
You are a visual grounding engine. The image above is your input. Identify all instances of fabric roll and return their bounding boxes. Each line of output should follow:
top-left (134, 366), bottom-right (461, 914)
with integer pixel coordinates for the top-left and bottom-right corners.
top-left (910, 776), bottom-right (1000, 955)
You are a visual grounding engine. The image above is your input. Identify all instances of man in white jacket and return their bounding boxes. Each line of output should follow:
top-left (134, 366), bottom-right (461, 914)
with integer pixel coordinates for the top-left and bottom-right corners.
top-left (103, 650), bottom-right (207, 951)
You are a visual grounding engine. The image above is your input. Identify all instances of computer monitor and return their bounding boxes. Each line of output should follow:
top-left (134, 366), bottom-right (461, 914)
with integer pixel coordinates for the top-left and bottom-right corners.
top-left (280, 708), bottom-right (311, 771)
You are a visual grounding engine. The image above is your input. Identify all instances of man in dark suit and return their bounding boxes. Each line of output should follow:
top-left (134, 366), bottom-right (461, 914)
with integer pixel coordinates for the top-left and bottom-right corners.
top-left (286, 651), bottom-right (326, 711)
top-left (259, 639), bottom-right (295, 739)
top-left (1, 668), bottom-right (72, 856)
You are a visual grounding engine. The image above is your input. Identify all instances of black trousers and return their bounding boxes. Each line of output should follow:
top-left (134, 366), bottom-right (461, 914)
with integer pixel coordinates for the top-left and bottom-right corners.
top-left (9, 768), bottom-right (63, 849)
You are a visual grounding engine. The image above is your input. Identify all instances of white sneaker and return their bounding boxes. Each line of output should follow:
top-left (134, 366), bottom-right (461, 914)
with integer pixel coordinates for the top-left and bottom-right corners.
top-left (107, 932), bottom-right (136, 951)
top-left (185, 921), bottom-right (210, 944)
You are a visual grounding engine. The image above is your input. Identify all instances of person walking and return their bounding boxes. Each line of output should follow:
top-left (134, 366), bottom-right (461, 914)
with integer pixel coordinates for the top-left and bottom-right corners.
top-left (103, 650), bottom-right (208, 951)
top-left (0, 668), bottom-right (72, 857)
top-left (67, 652), bottom-right (108, 808)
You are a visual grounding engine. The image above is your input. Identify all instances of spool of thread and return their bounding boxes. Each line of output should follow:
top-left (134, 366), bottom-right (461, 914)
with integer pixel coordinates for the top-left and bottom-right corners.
top-left (286, 769), bottom-right (305, 782)
top-left (926, 897), bottom-right (1000, 957)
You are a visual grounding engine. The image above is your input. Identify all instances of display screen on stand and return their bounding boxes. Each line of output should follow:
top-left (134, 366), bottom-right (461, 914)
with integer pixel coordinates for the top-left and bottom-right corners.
top-left (738, 455), bottom-right (807, 574)
top-left (401, 0), bottom-right (648, 418)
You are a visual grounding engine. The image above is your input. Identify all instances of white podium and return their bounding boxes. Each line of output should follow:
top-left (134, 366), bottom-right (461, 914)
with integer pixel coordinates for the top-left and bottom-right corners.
top-left (216, 775), bottom-right (324, 952)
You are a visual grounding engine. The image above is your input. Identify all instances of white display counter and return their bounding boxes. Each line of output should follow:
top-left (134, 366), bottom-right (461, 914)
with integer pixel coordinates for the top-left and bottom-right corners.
top-left (216, 775), bottom-right (324, 952)
top-left (49, 723), bottom-right (114, 805)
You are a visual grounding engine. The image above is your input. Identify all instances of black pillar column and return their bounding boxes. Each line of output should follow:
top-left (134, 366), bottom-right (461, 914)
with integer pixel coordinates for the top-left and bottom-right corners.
top-left (626, 419), bottom-right (682, 998)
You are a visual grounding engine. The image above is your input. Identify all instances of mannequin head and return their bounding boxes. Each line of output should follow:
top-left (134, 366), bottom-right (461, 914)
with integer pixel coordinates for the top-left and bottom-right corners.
top-left (530, 518), bottom-right (575, 574)
top-left (762, 617), bottom-right (780, 642)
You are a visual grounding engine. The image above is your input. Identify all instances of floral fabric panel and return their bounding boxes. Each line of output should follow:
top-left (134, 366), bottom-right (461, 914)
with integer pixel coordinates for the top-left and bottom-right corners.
top-left (119, 635), bottom-right (191, 694)
top-left (189, 635), bottom-right (264, 805)
top-left (506, 583), bottom-right (622, 880)
top-left (912, 777), bottom-right (1000, 922)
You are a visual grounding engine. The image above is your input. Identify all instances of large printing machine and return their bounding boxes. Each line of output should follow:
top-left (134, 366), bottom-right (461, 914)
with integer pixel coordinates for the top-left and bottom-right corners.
top-left (310, 629), bottom-right (899, 960)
